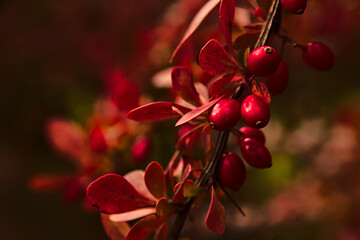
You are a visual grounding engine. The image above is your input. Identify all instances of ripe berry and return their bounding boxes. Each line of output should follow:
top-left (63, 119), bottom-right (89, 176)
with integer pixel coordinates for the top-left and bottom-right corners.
top-left (208, 99), bottom-right (241, 131)
top-left (302, 42), bottom-right (335, 71)
top-left (265, 61), bottom-right (289, 96)
top-left (281, 0), bottom-right (307, 14)
top-left (89, 124), bottom-right (108, 153)
top-left (254, 7), bottom-right (264, 18)
top-left (131, 137), bottom-right (152, 163)
top-left (217, 152), bottom-right (246, 191)
top-left (247, 46), bottom-right (280, 77)
top-left (237, 126), bottom-right (265, 144)
top-left (241, 95), bottom-right (270, 128)
top-left (239, 138), bottom-right (272, 168)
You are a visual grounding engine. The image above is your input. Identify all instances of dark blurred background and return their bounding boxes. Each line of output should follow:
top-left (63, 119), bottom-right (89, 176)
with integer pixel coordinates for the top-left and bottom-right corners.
top-left (1, 0), bottom-right (360, 239)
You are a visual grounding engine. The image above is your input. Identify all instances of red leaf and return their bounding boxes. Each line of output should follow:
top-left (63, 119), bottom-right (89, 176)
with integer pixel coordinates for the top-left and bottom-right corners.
top-left (124, 170), bottom-right (157, 201)
top-left (219, 0), bottom-right (235, 54)
top-left (125, 215), bottom-right (164, 240)
top-left (171, 67), bottom-right (201, 106)
top-left (233, 31), bottom-right (261, 50)
top-left (145, 162), bottom-right (167, 199)
top-left (251, 81), bottom-right (271, 105)
top-left (109, 208), bottom-right (156, 222)
top-left (126, 102), bottom-right (191, 122)
top-left (101, 213), bottom-right (130, 240)
top-left (175, 124), bottom-right (202, 149)
top-left (243, 22), bottom-right (263, 32)
top-left (28, 174), bottom-right (68, 192)
top-left (89, 124), bottom-right (108, 153)
top-left (86, 174), bottom-right (155, 214)
top-left (155, 198), bottom-right (175, 219)
top-left (154, 223), bottom-right (168, 240)
top-left (46, 118), bottom-right (88, 164)
top-left (199, 39), bottom-right (241, 75)
top-left (209, 74), bottom-right (235, 98)
top-left (172, 164), bottom-right (192, 203)
top-left (170, 0), bottom-right (221, 63)
top-left (205, 186), bottom-right (226, 234)
top-left (175, 94), bottom-right (225, 127)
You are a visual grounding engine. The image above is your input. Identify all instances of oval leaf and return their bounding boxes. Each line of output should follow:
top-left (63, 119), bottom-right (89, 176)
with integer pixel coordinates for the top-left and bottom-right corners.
top-left (199, 39), bottom-right (241, 75)
top-left (87, 174), bottom-right (155, 214)
top-left (101, 213), bottom-right (130, 240)
top-left (126, 102), bottom-right (190, 122)
top-left (172, 164), bottom-right (192, 203)
top-left (170, 0), bottom-right (221, 62)
top-left (145, 162), bottom-right (167, 199)
top-left (109, 208), bottom-right (156, 222)
top-left (251, 81), bottom-right (271, 105)
top-left (171, 67), bottom-right (201, 106)
top-left (219, 0), bottom-right (235, 55)
top-left (156, 198), bottom-right (175, 219)
top-left (205, 186), bottom-right (226, 234)
top-left (183, 179), bottom-right (202, 198)
top-left (175, 94), bottom-right (225, 127)
top-left (209, 74), bottom-right (235, 98)
top-left (124, 170), bottom-right (157, 201)
top-left (125, 215), bottom-right (164, 240)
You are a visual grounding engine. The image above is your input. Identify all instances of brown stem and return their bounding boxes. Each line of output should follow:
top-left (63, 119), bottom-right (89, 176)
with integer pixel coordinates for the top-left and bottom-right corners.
top-left (167, 1), bottom-right (282, 239)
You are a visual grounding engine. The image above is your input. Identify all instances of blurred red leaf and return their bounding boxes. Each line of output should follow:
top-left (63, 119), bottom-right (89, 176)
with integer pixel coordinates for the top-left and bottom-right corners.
top-left (109, 208), bottom-right (156, 222)
top-left (251, 81), bottom-right (271, 105)
top-left (101, 213), bottom-right (130, 240)
top-left (124, 170), bottom-right (157, 201)
top-left (219, 0), bottom-right (235, 54)
top-left (175, 94), bottom-right (225, 127)
top-left (199, 39), bottom-right (241, 75)
top-left (46, 118), bottom-right (88, 164)
top-left (154, 223), bottom-right (168, 240)
top-left (127, 102), bottom-right (191, 122)
top-left (209, 74), bottom-right (235, 98)
top-left (155, 198), bottom-right (175, 219)
top-left (170, 0), bottom-right (221, 62)
top-left (28, 174), bottom-right (68, 192)
top-left (233, 31), bottom-right (261, 50)
top-left (89, 124), bottom-right (108, 153)
top-left (176, 124), bottom-right (202, 149)
top-left (125, 214), bottom-right (164, 240)
top-left (182, 179), bottom-right (202, 197)
top-left (171, 67), bottom-right (201, 106)
top-left (145, 162), bottom-right (167, 199)
top-left (243, 22), bottom-right (263, 32)
top-left (87, 174), bottom-right (155, 214)
top-left (205, 186), bottom-right (226, 234)
top-left (172, 164), bottom-right (192, 203)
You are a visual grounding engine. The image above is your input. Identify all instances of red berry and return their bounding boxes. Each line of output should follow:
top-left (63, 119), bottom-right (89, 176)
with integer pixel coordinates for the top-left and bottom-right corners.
top-left (247, 46), bottom-right (281, 77)
top-left (89, 124), bottom-right (108, 153)
top-left (237, 126), bottom-right (266, 144)
top-left (217, 152), bottom-right (246, 191)
top-left (281, 0), bottom-right (307, 14)
top-left (241, 95), bottom-right (270, 128)
top-left (208, 99), bottom-right (241, 131)
top-left (239, 138), bottom-right (272, 168)
top-left (265, 61), bottom-right (289, 96)
top-left (302, 42), bottom-right (335, 71)
top-left (131, 137), bottom-right (152, 163)
top-left (254, 7), bottom-right (264, 18)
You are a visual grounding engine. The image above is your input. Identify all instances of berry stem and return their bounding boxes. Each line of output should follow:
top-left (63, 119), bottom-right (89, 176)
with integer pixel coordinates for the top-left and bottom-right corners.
top-left (217, 182), bottom-right (246, 216)
top-left (167, 1), bottom-right (282, 239)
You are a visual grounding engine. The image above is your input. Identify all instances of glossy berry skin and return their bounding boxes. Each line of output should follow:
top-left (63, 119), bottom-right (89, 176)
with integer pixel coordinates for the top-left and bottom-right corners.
top-left (281, 0), bottom-right (307, 14)
top-left (209, 99), bottom-right (241, 131)
top-left (247, 46), bottom-right (281, 77)
top-left (217, 152), bottom-right (246, 191)
top-left (302, 42), bottom-right (335, 71)
top-left (240, 138), bottom-right (272, 168)
top-left (241, 95), bottom-right (270, 128)
top-left (89, 124), bottom-right (108, 153)
top-left (237, 126), bottom-right (265, 144)
top-left (266, 61), bottom-right (289, 96)
top-left (131, 137), bottom-right (152, 163)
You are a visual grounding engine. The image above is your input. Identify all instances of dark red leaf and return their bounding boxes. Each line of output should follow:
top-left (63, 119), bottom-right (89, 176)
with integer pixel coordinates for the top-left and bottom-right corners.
top-left (89, 124), bottom-right (108, 153)
top-left (243, 22), bottom-right (263, 32)
top-left (233, 31), bottom-right (261, 50)
top-left (199, 39), bottom-right (241, 75)
top-left (125, 215), bottom-right (164, 240)
top-left (172, 164), bottom-right (192, 203)
top-left (145, 162), bottom-right (167, 199)
top-left (154, 223), bottom-right (168, 240)
top-left (175, 124), bottom-right (202, 149)
top-left (219, 0), bottom-right (235, 54)
top-left (170, 0), bottom-right (221, 63)
top-left (251, 81), bottom-right (271, 105)
top-left (175, 94), bottom-right (225, 127)
top-left (209, 74), bottom-right (235, 98)
top-left (101, 213), bottom-right (130, 240)
top-left (171, 67), bottom-right (201, 106)
top-left (126, 102), bottom-right (191, 122)
top-left (155, 198), bottom-right (175, 219)
top-left (86, 174), bottom-right (155, 214)
top-left (205, 186), bottom-right (226, 234)
top-left (124, 170), bottom-right (157, 201)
